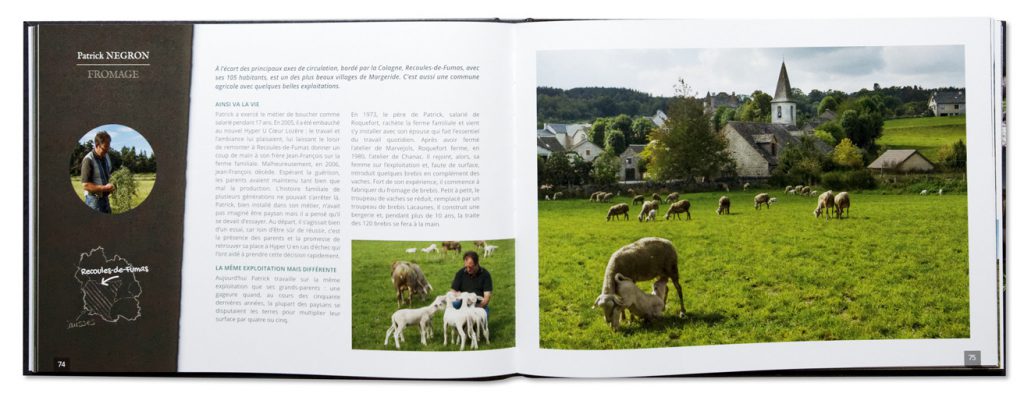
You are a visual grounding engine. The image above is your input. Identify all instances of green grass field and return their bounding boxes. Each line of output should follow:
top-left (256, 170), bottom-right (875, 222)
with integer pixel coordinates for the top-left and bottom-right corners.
top-left (879, 116), bottom-right (966, 161)
top-left (539, 191), bottom-right (969, 349)
top-left (351, 239), bottom-right (516, 351)
top-left (71, 173), bottom-right (157, 214)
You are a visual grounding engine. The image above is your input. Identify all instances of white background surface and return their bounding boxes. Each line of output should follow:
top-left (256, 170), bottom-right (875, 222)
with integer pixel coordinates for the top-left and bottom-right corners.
top-left (4, 0), bottom-right (1019, 402)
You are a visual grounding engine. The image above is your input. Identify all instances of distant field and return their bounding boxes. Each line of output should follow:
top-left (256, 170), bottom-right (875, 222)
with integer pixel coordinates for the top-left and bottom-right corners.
top-left (879, 116), bottom-right (966, 161)
top-left (71, 173), bottom-right (156, 214)
top-left (539, 191), bottom-right (969, 350)
top-left (352, 239), bottom-right (516, 351)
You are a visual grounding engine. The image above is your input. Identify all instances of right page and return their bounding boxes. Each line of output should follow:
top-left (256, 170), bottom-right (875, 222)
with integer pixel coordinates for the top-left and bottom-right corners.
top-left (514, 18), bottom-right (1003, 377)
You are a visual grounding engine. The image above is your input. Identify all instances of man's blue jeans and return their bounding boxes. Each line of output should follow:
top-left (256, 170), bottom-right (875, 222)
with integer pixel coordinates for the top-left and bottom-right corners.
top-left (86, 194), bottom-right (112, 214)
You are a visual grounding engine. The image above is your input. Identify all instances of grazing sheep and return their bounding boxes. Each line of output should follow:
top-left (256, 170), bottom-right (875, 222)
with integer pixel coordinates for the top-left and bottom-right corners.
top-left (810, 190), bottom-right (819, 197)
top-left (769, 197), bottom-right (778, 205)
top-left (814, 190), bottom-right (835, 219)
top-left (593, 237), bottom-right (686, 329)
top-left (717, 196), bottom-right (731, 215)
top-left (834, 192), bottom-right (850, 219)
top-left (632, 195), bottom-right (645, 206)
top-left (938, 188), bottom-right (944, 196)
top-left (553, 191), bottom-right (564, 200)
top-left (421, 243), bottom-right (439, 253)
top-left (612, 274), bottom-right (667, 324)
top-left (391, 261), bottom-right (433, 307)
top-left (474, 240), bottom-right (487, 249)
top-left (801, 187), bottom-right (813, 196)
top-left (606, 203), bottom-right (630, 221)
top-left (483, 245), bottom-right (499, 257)
top-left (785, 185), bottom-right (794, 194)
top-left (787, 188), bottom-right (797, 195)
top-left (920, 189), bottom-right (929, 196)
top-left (754, 193), bottom-right (773, 210)
top-left (384, 295), bottom-right (446, 348)
top-left (626, 188), bottom-right (636, 196)
top-left (666, 192), bottom-right (680, 203)
top-left (441, 241), bottom-right (462, 256)
top-left (664, 200), bottom-right (691, 220)
top-left (645, 208), bottom-right (658, 222)
top-left (544, 194), bottom-right (550, 200)
top-left (405, 247), bottom-right (417, 254)
top-left (600, 192), bottom-right (614, 202)
top-left (590, 191), bottom-right (602, 202)
top-left (743, 182), bottom-right (751, 191)
top-left (441, 292), bottom-right (473, 350)
top-left (651, 193), bottom-right (662, 203)
top-left (637, 200), bottom-right (659, 222)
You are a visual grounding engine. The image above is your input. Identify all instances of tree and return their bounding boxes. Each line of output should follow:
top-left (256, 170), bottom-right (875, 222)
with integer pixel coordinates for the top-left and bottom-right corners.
top-left (642, 79), bottom-right (732, 181)
top-left (775, 137), bottom-right (830, 185)
top-left (840, 107), bottom-right (884, 153)
top-left (713, 106), bottom-right (736, 132)
top-left (738, 90), bottom-right (772, 122)
top-left (818, 95), bottom-right (839, 115)
top-left (814, 120), bottom-right (845, 146)
top-left (936, 139), bottom-right (967, 171)
top-left (589, 118), bottom-right (609, 149)
top-left (631, 118), bottom-right (655, 143)
top-left (604, 128), bottom-right (627, 155)
top-left (543, 152), bottom-right (573, 186)
top-left (610, 114), bottom-right (635, 144)
top-left (832, 138), bottom-right (865, 168)
top-left (591, 151), bottom-right (621, 186)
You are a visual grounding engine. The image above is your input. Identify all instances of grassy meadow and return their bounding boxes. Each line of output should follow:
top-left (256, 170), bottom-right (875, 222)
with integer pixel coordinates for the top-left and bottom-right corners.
top-left (879, 116), bottom-right (966, 161)
top-left (538, 190), bottom-right (969, 349)
top-left (71, 173), bottom-right (157, 214)
top-left (351, 239), bottom-right (516, 351)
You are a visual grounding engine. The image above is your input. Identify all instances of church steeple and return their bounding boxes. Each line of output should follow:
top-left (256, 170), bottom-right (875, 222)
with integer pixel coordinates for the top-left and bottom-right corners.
top-left (770, 61), bottom-right (797, 125)
top-left (773, 62), bottom-right (793, 102)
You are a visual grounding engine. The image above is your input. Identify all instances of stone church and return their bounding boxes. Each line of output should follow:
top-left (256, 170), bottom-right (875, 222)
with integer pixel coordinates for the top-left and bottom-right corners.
top-left (721, 62), bottom-right (831, 178)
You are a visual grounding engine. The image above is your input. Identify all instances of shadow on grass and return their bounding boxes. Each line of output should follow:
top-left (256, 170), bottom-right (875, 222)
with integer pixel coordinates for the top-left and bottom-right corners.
top-left (619, 310), bottom-right (726, 336)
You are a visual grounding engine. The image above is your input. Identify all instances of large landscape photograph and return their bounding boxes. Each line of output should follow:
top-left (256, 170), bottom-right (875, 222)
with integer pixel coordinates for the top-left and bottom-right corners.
top-left (535, 46), bottom-right (969, 349)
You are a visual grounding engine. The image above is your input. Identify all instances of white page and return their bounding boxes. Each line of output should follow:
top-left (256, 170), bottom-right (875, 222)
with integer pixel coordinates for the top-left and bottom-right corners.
top-left (179, 22), bottom-right (517, 378)
top-left (514, 18), bottom-right (1001, 377)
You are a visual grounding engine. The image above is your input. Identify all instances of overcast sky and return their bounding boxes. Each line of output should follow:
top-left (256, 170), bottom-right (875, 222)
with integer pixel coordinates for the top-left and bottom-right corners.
top-left (537, 46), bottom-right (964, 97)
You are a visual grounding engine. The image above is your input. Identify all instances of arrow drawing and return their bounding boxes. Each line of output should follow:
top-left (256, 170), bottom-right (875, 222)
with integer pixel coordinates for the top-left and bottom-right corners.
top-left (100, 276), bottom-right (119, 286)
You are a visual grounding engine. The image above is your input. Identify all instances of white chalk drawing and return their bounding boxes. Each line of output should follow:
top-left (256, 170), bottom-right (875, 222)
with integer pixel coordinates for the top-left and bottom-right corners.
top-left (72, 247), bottom-right (149, 324)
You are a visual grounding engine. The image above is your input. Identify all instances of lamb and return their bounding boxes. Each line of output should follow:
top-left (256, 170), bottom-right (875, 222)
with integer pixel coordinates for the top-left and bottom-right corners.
top-left (814, 190), bottom-right (835, 219)
top-left (384, 295), bottom-right (446, 349)
top-left (606, 203), bottom-right (630, 221)
top-left (441, 292), bottom-right (473, 350)
top-left (651, 193), bottom-right (662, 203)
top-left (754, 193), bottom-right (773, 210)
top-left (405, 247), bottom-right (417, 254)
top-left (459, 292), bottom-right (490, 347)
top-left (787, 188), bottom-right (797, 195)
top-left (593, 237), bottom-right (686, 329)
top-left (600, 192), bottom-right (614, 202)
top-left (834, 191), bottom-right (851, 219)
top-left (590, 191), bottom-right (602, 202)
top-left (666, 192), bottom-right (680, 203)
top-left (769, 197), bottom-right (777, 205)
top-left (743, 182), bottom-right (751, 191)
top-left (474, 240), bottom-right (488, 249)
top-left (611, 274), bottom-right (666, 324)
top-left (544, 194), bottom-right (550, 200)
top-left (801, 187), bottom-right (813, 196)
top-left (645, 208), bottom-right (658, 222)
top-left (632, 195), bottom-right (645, 206)
top-left (441, 241), bottom-right (462, 256)
top-left (553, 191), bottom-right (564, 200)
top-left (421, 243), bottom-right (439, 253)
top-left (784, 185), bottom-right (794, 194)
top-left (637, 200), bottom-right (659, 222)
top-left (664, 199), bottom-right (691, 220)
top-left (391, 261), bottom-right (433, 307)
top-left (938, 188), bottom-right (944, 196)
top-left (717, 196), bottom-right (731, 215)
top-left (483, 244), bottom-right (499, 257)
top-left (920, 189), bottom-right (929, 196)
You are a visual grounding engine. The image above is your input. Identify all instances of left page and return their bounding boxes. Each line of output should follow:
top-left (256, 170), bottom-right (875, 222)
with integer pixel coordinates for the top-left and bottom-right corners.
top-left (177, 22), bottom-right (518, 378)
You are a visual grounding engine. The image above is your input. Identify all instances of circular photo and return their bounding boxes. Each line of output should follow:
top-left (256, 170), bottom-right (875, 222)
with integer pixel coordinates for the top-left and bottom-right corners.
top-left (69, 124), bottom-right (157, 214)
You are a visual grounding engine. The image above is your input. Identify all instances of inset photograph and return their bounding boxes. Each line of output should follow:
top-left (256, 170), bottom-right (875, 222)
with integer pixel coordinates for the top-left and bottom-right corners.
top-left (69, 124), bottom-right (157, 214)
top-left (352, 239), bottom-right (515, 351)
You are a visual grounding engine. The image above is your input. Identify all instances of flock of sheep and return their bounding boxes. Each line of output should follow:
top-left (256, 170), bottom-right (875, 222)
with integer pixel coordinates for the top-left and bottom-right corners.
top-left (385, 241), bottom-right (497, 350)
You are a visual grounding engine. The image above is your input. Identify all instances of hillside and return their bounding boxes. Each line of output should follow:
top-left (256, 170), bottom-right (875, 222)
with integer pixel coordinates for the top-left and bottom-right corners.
top-left (878, 116), bottom-right (966, 161)
top-left (537, 86), bottom-right (670, 125)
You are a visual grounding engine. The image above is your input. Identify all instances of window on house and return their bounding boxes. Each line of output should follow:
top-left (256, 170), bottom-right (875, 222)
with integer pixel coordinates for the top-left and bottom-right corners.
top-left (626, 158), bottom-right (632, 165)
top-left (955, 104), bottom-right (960, 110)
top-left (585, 150), bottom-right (590, 156)
top-left (777, 106), bottom-right (782, 118)
top-left (790, 105), bottom-right (794, 118)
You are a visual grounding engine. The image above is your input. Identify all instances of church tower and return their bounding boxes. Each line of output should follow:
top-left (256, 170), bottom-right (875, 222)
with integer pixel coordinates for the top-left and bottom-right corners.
top-left (770, 62), bottom-right (797, 125)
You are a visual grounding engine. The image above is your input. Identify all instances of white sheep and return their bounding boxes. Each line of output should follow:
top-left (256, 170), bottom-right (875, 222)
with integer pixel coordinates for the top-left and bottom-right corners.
top-left (664, 200), bottom-right (691, 220)
top-left (646, 208), bottom-right (658, 222)
top-left (421, 243), bottom-right (439, 253)
top-left (814, 190), bottom-right (835, 220)
top-left (607, 203), bottom-right (630, 221)
top-left (717, 196), bottom-right (731, 215)
top-left (834, 191), bottom-right (851, 219)
top-left (442, 292), bottom-right (473, 350)
top-left (638, 200), bottom-right (659, 222)
top-left (553, 191), bottom-right (563, 200)
top-left (743, 182), bottom-right (751, 191)
top-left (405, 247), bottom-right (417, 254)
top-left (384, 295), bottom-right (446, 349)
top-left (938, 188), bottom-right (944, 196)
top-left (483, 245), bottom-right (499, 257)
top-left (593, 237), bottom-right (685, 328)
top-left (920, 189), bottom-right (929, 196)
top-left (754, 193), bottom-right (773, 210)
top-left (612, 273), bottom-right (666, 324)
top-left (459, 292), bottom-right (489, 347)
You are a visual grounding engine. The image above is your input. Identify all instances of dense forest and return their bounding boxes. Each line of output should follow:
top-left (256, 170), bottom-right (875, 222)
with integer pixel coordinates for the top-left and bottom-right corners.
top-left (537, 87), bottom-right (671, 126)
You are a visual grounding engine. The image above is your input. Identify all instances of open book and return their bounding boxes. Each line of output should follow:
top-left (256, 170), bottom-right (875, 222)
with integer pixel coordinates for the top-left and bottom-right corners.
top-left (25, 18), bottom-right (1006, 378)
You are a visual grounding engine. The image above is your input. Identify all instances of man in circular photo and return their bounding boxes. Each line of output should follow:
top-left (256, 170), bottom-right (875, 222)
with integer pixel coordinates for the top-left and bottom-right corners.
top-left (79, 131), bottom-right (116, 214)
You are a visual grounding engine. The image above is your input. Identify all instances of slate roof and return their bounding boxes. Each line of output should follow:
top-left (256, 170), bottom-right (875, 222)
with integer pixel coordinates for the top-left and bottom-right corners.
top-left (931, 91), bottom-right (966, 105)
top-left (867, 149), bottom-right (933, 169)
top-left (773, 62), bottom-right (794, 102)
top-left (725, 121), bottom-right (830, 164)
top-left (537, 136), bottom-right (566, 153)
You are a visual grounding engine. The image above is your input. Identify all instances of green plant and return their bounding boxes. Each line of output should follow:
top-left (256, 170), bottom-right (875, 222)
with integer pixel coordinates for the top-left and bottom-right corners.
top-left (109, 167), bottom-right (139, 213)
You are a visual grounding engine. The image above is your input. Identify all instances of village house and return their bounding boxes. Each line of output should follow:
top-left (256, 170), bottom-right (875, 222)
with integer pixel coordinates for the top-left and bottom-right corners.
top-left (928, 90), bottom-right (966, 116)
top-left (618, 144), bottom-right (646, 181)
top-left (703, 91), bottom-right (743, 114)
top-left (536, 123), bottom-right (604, 162)
top-left (867, 149), bottom-right (935, 173)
